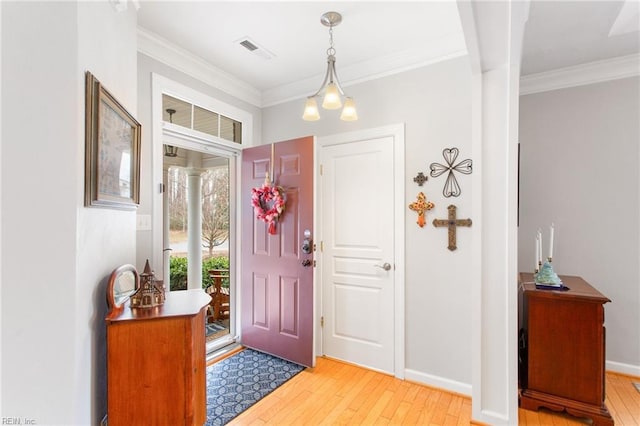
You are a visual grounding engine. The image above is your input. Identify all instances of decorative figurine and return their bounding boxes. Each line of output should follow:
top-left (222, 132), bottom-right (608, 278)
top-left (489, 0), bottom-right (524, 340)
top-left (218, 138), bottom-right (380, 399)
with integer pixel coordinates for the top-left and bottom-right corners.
top-left (130, 259), bottom-right (165, 309)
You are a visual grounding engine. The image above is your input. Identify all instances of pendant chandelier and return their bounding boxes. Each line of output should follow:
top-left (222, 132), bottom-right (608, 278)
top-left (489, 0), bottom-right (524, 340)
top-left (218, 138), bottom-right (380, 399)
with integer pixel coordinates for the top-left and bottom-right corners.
top-left (302, 11), bottom-right (358, 122)
top-left (164, 108), bottom-right (178, 157)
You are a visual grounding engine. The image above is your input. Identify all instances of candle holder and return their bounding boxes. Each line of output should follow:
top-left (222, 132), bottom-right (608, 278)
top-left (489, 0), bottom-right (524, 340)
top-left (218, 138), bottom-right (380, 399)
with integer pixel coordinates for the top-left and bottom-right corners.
top-left (534, 259), bottom-right (562, 287)
top-left (535, 261), bottom-right (542, 274)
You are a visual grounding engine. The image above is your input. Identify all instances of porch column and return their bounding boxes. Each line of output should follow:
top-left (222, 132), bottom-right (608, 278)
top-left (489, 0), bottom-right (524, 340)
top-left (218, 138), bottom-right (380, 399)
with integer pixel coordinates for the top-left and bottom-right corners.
top-left (162, 165), bottom-right (171, 289)
top-left (186, 151), bottom-right (204, 290)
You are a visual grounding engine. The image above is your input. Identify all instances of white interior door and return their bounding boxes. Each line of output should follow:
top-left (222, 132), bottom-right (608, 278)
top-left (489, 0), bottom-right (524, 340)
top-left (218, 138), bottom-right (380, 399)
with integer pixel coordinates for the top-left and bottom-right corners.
top-left (320, 133), bottom-right (397, 374)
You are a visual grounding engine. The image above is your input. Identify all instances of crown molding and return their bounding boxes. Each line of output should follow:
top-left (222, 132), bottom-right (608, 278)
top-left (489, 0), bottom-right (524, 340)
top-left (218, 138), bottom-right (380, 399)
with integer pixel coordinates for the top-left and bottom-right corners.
top-left (138, 26), bottom-right (466, 109)
top-left (262, 32), bottom-right (467, 107)
top-left (520, 53), bottom-right (640, 95)
top-left (137, 28), bottom-right (262, 107)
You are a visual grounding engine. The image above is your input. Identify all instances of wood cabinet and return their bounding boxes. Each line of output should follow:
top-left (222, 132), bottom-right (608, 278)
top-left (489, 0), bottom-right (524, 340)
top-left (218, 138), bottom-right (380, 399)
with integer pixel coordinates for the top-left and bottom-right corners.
top-left (106, 289), bottom-right (211, 426)
top-left (519, 273), bottom-right (613, 425)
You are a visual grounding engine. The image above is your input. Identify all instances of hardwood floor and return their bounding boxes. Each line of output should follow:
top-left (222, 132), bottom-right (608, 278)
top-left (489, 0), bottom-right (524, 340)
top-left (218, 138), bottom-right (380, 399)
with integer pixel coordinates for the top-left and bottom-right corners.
top-left (227, 356), bottom-right (640, 425)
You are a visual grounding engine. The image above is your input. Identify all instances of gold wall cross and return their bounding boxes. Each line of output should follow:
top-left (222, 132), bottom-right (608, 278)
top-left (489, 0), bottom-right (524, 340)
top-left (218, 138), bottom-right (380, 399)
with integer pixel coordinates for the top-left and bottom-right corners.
top-left (408, 192), bottom-right (434, 228)
top-left (432, 204), bottom-right (472, 251)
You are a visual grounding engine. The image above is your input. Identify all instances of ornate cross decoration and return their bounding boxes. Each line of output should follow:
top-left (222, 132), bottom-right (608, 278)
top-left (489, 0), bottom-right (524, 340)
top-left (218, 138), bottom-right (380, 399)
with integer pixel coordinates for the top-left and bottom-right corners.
top-left (432, 204), bottom-right (472, 251)
top-left (408, 192), bottom-right (434, 228)
top-left (429, 148), bottom-right (472, 197)
top-left (413, 172), bottom-right (428, 186)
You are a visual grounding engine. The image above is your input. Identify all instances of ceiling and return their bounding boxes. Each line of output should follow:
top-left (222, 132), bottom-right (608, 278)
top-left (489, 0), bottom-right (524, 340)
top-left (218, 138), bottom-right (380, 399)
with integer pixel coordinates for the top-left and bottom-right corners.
top-left (137, 1), bottom-right (466, 104)
top-left (522, 0), bottom-right (639, 75)
top-left (136, 1), bottom-right (639, 104)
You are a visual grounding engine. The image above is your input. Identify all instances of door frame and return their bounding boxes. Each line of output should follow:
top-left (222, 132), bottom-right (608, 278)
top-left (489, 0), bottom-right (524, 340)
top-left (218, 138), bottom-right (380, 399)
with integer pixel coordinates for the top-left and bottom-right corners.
top-left (316, 124), bottom-right (406, 378)
top-left (151, 73), bottom-right (254, 352)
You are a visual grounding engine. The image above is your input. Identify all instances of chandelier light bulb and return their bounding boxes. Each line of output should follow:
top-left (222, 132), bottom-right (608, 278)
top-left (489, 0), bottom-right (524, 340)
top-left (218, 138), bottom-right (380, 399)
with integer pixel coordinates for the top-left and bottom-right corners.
top-left (302, 97), bottom-right (320, 121)
top-left (322, 82), bottom-right (342, 110)
top-left (340, 97), bottom-right (358, 121)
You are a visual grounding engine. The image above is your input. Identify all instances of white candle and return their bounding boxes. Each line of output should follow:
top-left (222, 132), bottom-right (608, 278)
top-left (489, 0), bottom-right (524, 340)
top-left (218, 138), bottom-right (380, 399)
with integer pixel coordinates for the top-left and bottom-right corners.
top-left (535, 235), bottom-right (539, 270)
top-left (538, 237), bottom-right (542, 265)
top-left (549, 223), bottom-right (554, 259)
top-left (537, 229), bottom-right (542, 264)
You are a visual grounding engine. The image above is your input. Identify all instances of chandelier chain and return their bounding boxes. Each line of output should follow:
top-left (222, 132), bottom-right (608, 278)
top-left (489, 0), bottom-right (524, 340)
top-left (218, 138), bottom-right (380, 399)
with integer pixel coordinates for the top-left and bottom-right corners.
top-left (327, 26), bottom-right (336, 56)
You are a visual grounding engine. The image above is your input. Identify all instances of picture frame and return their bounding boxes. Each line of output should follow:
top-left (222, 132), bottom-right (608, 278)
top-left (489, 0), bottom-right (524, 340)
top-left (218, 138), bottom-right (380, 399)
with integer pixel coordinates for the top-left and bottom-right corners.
top-left (85, 71), bottom-right (141, 210)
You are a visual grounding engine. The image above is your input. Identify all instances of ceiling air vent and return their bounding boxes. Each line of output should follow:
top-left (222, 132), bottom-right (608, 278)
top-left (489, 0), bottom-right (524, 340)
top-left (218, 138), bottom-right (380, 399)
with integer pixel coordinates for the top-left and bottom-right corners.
top-left (240, 39), bottom-right (258, 51)
top-left (236, 37), bottom-right (275, 60)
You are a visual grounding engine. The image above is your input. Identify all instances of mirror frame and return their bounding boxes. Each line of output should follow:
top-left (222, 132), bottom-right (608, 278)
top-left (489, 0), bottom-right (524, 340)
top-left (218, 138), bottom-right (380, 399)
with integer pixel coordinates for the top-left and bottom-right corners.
top-left (106, 264), bottom-right (139, 317)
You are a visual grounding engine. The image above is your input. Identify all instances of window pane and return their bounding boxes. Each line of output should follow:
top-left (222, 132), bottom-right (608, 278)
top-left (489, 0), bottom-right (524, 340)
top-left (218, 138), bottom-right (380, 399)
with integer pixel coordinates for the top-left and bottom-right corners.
top-left (194, 106), bottom-right (219, 137)
top-left (162, 95), bottom-right (192, 129)
top-left (162, 93), bottom-right (242, 145)
top-left (220, 115), bottom-right (242, 144)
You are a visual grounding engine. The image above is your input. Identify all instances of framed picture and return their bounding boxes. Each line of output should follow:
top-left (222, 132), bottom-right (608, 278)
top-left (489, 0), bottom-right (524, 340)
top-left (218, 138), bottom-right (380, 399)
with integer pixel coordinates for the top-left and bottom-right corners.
top-left (85, 71), bottom-right (141, 210)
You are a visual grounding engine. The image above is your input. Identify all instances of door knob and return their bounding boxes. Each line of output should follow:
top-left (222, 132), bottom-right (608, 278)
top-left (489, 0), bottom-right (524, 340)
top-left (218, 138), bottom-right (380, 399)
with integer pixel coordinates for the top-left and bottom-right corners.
top-left (374, 263), bottom-right (392, 271)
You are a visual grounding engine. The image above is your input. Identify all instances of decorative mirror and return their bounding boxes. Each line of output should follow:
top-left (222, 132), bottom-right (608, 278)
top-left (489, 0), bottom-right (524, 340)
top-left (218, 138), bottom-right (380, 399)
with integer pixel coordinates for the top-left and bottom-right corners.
top-left (106, 264), bottom-right (139, 316)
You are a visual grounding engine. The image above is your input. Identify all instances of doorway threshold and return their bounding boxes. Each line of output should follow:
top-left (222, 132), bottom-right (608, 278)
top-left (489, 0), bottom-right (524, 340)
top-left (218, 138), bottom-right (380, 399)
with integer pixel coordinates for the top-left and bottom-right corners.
top-left (206, 341), bottom-right (242, 365)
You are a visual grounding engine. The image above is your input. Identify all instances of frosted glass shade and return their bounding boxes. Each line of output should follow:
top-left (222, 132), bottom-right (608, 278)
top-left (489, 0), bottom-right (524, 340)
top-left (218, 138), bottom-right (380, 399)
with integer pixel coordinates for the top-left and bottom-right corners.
top-left (302, 97), bottom-right (320, 121)
top-left (322, 83), bottom-right (342, 109)
top-left (340, 97), bottom-right (358, 121)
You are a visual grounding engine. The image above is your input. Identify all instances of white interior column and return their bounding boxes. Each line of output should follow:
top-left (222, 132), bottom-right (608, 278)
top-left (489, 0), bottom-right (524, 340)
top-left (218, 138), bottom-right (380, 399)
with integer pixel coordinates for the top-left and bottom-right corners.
top-left (457, 1), bottom-right (529, 424)
top-left (187, 151), bottom-right (203, 290)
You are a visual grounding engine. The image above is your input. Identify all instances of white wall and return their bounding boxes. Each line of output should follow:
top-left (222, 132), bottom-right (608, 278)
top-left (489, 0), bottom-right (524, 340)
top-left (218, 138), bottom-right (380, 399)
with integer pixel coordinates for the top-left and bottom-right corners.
top-left (518, 77), bottom-right (640, 375)
top-left (263, 57), bottom-right (474, 391)
top-left (1, 2), bottom-right (138, 424)
top-left (135, 53), bottom-right (262, 270)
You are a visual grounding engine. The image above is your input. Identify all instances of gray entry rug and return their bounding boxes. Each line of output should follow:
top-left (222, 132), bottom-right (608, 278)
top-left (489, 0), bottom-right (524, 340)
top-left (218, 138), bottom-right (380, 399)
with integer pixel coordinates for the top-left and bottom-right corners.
top-left (206, 348), bottom-right (304, 425)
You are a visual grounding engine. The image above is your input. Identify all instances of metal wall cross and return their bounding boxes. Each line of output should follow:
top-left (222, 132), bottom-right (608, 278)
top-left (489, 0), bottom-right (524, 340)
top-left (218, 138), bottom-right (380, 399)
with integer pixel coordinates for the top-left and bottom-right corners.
top-left (413, 172), bottom-right (428, 186)
top-left (432, 204), bottom-right (472, 251)
top-left (429, 148), bottom-right (472, 197)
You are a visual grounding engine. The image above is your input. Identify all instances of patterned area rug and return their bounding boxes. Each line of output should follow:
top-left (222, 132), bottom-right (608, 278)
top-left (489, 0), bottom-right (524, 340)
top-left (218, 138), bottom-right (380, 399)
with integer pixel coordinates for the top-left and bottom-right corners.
top-left (206, 348), bottom-right (304, 425)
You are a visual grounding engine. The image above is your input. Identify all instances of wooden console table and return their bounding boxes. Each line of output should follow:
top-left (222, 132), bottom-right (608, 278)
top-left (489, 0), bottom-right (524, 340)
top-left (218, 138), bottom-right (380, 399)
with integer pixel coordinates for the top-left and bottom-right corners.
top-left (106, 289), bottom-right (211, 426)
top-left (519, 273), bottom-right (613, 425)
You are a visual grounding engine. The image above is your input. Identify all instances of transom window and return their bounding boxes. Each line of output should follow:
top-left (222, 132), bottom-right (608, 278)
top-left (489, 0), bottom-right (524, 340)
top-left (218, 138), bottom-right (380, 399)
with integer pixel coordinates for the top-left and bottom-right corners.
top-left (162, 94), bottom-right (242, 144)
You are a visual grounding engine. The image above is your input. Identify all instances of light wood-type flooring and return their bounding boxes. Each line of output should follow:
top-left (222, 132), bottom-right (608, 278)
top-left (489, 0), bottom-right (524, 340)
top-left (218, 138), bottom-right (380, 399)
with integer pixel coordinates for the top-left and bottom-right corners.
top-left (226, 355), bottom-right (640, 425)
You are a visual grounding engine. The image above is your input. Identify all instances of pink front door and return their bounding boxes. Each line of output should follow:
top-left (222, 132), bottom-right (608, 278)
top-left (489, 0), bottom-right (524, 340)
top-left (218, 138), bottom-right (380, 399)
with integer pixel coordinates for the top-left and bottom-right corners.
top-left (240, 136), bottom-right (314, 367)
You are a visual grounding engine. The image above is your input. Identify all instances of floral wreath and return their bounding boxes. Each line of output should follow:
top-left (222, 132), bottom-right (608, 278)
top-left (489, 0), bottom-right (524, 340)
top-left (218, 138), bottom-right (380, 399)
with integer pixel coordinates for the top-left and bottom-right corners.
top-left (251, 181), bottom-right (286, 235)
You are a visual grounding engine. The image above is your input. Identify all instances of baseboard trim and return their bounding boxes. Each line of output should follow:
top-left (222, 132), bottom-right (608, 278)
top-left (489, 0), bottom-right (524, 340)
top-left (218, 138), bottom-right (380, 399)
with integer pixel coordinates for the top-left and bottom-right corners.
top-left (404, 368), bottom-right (472, 397)
top-left (606, 360), bottom-right (640, 378)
